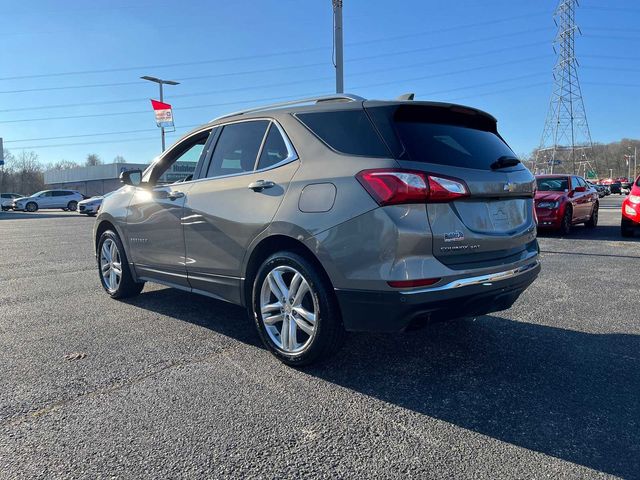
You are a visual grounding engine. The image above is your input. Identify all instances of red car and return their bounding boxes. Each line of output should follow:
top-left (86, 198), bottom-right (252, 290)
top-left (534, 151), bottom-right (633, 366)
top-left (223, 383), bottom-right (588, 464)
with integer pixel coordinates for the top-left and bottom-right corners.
top-left (621, 175), bottom-right (640, 237)
top-left (535, 174), bottom-right (599, 234)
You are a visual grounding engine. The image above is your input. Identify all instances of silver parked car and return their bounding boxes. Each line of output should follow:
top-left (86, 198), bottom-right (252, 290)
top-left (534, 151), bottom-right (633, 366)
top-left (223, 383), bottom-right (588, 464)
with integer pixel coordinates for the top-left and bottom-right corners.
top-left (94, 94), bottom-right (540, 365)
top-left (13, 189), bottom-right (84, 212)
top-left (1, 193), bottom-right (23, 211)
top-left (78, 192), bottom-right (113, 216)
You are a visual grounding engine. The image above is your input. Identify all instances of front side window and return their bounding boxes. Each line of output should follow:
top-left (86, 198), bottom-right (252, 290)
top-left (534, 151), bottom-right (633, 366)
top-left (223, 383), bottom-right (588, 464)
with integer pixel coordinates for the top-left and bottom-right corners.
top-left (53, 191), bottom-right (67, 197)
top-left (206, 120), bottom-right (269, 178)
top-left (257, 124), bottom-right (290, 170)
top-left (148, 129), bottom-right (213, 185)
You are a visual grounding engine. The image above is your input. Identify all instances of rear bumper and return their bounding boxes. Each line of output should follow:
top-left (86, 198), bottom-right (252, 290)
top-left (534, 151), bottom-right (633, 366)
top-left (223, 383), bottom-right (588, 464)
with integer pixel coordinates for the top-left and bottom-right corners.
top-left (335, 260), bottom-right (541, 332)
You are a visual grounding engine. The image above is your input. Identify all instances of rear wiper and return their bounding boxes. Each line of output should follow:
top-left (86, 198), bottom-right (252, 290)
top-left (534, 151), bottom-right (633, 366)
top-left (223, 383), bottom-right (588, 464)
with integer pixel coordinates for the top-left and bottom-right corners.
top-left (491, 156), bottom-right (521, 170)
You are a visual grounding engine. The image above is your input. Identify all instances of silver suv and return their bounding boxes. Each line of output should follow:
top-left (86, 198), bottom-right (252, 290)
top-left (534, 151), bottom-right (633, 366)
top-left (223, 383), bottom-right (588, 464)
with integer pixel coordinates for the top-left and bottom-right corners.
top-left (13, 190), bottom-right (84, 212)
top-left (94, 94), bottom-right (540, 366)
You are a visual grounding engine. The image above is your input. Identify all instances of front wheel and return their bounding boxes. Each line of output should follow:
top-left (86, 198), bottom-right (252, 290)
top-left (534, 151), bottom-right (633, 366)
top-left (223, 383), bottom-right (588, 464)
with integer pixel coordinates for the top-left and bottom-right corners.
top-left (251, 251), bottom-right (345, 366)
top-left (97, 230), bottom-right (144, 299)
top-left (25, 202), bottom-right (38, 212)
top-left (585, 204), bottom-right (598, 228)
top-left (560, 207), bottom-right (573, 235)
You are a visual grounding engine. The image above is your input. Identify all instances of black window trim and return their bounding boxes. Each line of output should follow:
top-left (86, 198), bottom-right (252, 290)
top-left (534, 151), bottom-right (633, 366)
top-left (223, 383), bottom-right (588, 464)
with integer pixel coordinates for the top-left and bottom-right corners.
top-left (198, 117), bottom-right (298, 182)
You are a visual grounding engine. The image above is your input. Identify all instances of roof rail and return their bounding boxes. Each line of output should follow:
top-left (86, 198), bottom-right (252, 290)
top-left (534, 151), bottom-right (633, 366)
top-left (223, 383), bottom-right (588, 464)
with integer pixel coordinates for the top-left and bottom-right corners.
top-left (210, 93), bottom-right (365, 122)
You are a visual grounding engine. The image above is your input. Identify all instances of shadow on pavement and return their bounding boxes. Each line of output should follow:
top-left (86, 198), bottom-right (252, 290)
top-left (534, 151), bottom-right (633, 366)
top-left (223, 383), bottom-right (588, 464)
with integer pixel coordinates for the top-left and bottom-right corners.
top-left (128, 287), bottom-right (639, 478)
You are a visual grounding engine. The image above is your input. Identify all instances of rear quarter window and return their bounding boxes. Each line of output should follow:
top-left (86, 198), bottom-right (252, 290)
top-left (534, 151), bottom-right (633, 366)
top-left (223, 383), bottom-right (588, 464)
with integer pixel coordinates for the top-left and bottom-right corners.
top-left (295, 110), bottom-right (390, 157)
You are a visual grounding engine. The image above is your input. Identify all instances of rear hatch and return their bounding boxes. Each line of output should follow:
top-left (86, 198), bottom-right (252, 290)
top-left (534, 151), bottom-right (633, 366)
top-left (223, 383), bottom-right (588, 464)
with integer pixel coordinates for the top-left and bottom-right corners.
top-left (365, 101), bottom-right (537, 269)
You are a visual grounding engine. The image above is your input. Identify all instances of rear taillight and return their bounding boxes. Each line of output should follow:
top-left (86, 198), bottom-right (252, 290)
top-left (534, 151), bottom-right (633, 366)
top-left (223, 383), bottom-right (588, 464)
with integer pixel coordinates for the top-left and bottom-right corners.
top-left (355, 169), bottom-right (469, 206)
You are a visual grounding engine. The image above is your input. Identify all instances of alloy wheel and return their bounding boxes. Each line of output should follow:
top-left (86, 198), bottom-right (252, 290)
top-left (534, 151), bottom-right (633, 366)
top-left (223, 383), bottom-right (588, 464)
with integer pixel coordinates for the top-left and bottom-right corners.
top-left (100, 238), bottom-right (122, 292)
top-left (259, 266), bottom-right (318, 354)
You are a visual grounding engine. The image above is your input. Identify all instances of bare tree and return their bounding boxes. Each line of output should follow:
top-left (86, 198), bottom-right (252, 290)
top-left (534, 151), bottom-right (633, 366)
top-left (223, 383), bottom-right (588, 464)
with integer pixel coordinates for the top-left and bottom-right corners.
top-left (85, 153), bottom-right (102, 166)
top-left (113, 155), bottom-right (127, 164)
top-left (51, 159), bottom-right (80, 170)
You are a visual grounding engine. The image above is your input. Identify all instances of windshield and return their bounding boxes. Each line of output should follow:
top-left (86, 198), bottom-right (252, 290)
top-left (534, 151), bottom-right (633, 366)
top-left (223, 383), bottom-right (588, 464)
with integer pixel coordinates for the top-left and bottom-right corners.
top-left (31, 191), bottom-right (47, 197)
top-left (537, 178), bottom-right (568, 192)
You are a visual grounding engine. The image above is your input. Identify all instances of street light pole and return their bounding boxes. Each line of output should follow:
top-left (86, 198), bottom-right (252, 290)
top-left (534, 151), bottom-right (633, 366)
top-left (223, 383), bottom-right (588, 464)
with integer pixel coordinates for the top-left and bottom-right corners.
top-left (333, 0), bottom-right (344, 94)
top-left (140, 76), bottom-right (180, 152)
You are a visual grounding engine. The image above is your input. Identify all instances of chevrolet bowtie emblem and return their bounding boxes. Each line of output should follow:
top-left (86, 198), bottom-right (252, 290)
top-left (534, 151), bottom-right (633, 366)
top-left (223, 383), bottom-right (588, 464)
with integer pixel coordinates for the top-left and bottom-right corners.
top-left (504, 183), bottom-right (517, 192)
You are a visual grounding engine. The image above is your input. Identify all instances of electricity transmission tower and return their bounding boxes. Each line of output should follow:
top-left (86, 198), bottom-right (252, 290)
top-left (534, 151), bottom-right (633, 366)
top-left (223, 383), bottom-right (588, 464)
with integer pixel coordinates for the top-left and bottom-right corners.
top-left (536, 0), bottom-right (595, 176)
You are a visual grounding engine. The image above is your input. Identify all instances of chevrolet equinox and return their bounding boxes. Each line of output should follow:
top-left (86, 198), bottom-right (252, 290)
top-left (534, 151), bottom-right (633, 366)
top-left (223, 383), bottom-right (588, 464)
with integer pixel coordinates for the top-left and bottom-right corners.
top-left (94, 94), bottom-right (540, 366)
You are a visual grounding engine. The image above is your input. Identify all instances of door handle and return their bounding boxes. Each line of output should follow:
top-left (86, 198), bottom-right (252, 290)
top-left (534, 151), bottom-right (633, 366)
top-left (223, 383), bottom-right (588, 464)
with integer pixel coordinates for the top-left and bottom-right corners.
top-left (168, 191), bottom-right (185, 201)
top-left (248, 180), bottom-right (275, 192)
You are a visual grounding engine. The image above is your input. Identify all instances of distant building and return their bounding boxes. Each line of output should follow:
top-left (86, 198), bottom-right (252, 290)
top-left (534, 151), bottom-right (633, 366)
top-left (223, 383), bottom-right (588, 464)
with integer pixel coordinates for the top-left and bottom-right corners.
top-left (44, 161), bottom-right (196, 196)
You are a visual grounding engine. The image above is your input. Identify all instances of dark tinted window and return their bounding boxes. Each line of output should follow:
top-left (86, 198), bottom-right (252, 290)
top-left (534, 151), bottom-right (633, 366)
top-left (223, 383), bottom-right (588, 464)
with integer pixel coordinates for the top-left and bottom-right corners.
top-left (257, 124), bottom-right (290, 170)
top-left (0, 194), bottom-right (8, 199)
top-left (207, 121), bottom-right (269, 178)
top-left (636, 177), bottom-right (640, 187)
top-left (295, 110), bottom-right (390, 157)
top-left (365, 104), bottom-right (516, 169)
top-left (53, 191), bottom-right (68, 197)
top-left (537, 177), bottom-right (569, 192)
top-left (393, 122), bottom-right (514, 169)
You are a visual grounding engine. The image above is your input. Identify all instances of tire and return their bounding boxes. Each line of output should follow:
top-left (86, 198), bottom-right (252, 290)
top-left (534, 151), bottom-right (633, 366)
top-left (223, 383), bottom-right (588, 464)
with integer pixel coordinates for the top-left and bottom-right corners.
top-left (621, 219), bottom-right (635, 238)
top-left (560, 206), bottom-right (573, 235)
top-left (251, 251), bottom-right (345, 367)
top-left (585, 203), bottom-right (598, 228)
top-left (25, 202), bottom-right (38, 213)
top-left (97, 230), bottom-right (145, 299)
top-left (67, 201), bottom-right (78, 211)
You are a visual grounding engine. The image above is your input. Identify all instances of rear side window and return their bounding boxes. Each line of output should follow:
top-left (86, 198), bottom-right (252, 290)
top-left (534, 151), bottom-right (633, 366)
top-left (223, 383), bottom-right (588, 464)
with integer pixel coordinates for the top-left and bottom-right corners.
top-left (366, 105), bottom-right (515, 170)
top-left (52, 191), bottom-right (67, 197)
top-left (207, 120), bottom-right (269, 178)
top-left (257, 124), bottom-right (290, 170)
top-left (295, 110), bottom-right (390, 157)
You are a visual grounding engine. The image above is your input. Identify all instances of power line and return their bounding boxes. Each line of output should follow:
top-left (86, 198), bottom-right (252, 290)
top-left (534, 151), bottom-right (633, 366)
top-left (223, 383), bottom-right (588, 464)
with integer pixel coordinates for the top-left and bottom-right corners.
top-left (0, 46), bottom-right (331, 82)
top-left (3, 70), bottom-right (551, 140)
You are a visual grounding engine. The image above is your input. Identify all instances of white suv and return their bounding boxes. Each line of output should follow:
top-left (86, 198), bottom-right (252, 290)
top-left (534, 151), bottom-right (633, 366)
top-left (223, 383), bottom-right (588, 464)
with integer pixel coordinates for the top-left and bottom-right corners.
top-left (13, 190), bottom-right (84, 212)
top-left (1, 193), bottom-right (23, 211)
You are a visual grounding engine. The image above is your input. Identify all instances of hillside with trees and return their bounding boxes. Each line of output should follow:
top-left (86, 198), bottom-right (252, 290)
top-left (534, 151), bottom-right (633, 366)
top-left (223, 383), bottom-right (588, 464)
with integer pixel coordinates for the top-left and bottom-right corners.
top-left (524, 139), bottom-right (640, 180)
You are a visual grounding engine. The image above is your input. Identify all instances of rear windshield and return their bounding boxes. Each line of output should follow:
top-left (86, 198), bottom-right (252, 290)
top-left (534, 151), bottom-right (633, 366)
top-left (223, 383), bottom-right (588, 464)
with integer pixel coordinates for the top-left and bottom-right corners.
top-left (366, 104), bottom-right (516, 170)
top-left (537, 177), bottom-right (569, 192)
top-left (295, 110), bottom-right (390, 157)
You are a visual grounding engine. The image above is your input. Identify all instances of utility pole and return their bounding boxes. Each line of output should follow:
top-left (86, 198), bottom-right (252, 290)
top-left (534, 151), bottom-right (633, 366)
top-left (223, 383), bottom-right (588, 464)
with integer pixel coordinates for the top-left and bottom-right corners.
top-left (141, 76), bottom-right (180, 152)
top-left (333, 0), bottom-right (344, 93)
top-left (536, 0), bottom-right (594, 176)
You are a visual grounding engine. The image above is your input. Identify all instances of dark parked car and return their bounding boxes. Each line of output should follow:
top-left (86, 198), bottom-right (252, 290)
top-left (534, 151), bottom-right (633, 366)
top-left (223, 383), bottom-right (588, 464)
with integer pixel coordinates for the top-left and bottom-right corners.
top-left (94, 94), bottom-right (540, 365)
top-left (610, 182), bottom-right (622, 194)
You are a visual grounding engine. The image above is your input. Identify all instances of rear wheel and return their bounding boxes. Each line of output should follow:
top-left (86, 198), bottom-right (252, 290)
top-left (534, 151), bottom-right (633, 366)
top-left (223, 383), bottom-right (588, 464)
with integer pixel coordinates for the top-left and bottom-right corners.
top-left (560, 207), bottom-right (573, 235)
top-left (585, 203), bottom-right (598, 228)
top-left (97, 230), bottom-right (144, 299)
top-left (67, 201), bottom-right (78, 211)
top-left (251, 251), bottom-right (345, 366)
top-left (25, 202), bottom-right (37, 212)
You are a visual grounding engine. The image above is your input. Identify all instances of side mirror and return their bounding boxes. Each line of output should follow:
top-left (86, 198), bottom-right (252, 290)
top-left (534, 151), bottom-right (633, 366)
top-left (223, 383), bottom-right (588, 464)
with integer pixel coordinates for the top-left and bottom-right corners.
top-left (120, 169), bottom-right (143, 186)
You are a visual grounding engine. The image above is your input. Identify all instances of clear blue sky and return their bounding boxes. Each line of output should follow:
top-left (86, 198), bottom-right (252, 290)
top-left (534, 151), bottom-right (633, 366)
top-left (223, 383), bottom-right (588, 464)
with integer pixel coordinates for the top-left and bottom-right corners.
top-left (1, 0), bottom-right (639, 166)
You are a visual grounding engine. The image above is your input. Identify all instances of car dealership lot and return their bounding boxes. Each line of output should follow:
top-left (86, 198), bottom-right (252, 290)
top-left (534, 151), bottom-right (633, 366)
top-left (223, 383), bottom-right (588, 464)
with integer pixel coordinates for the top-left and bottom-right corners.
top-left (0, 196), bottom-right (638, 479)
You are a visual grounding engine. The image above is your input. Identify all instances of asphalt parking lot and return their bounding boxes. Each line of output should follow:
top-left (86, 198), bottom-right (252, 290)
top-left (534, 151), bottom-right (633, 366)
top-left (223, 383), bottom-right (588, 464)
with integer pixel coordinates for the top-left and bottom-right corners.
top-left (0, 196), bottom-right (638, 479)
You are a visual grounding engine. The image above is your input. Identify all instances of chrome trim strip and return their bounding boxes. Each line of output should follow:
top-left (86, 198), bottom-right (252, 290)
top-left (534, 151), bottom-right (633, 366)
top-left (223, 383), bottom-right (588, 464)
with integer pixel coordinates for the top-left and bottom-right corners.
top-left (399, 260), bottom-right (540, 295)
